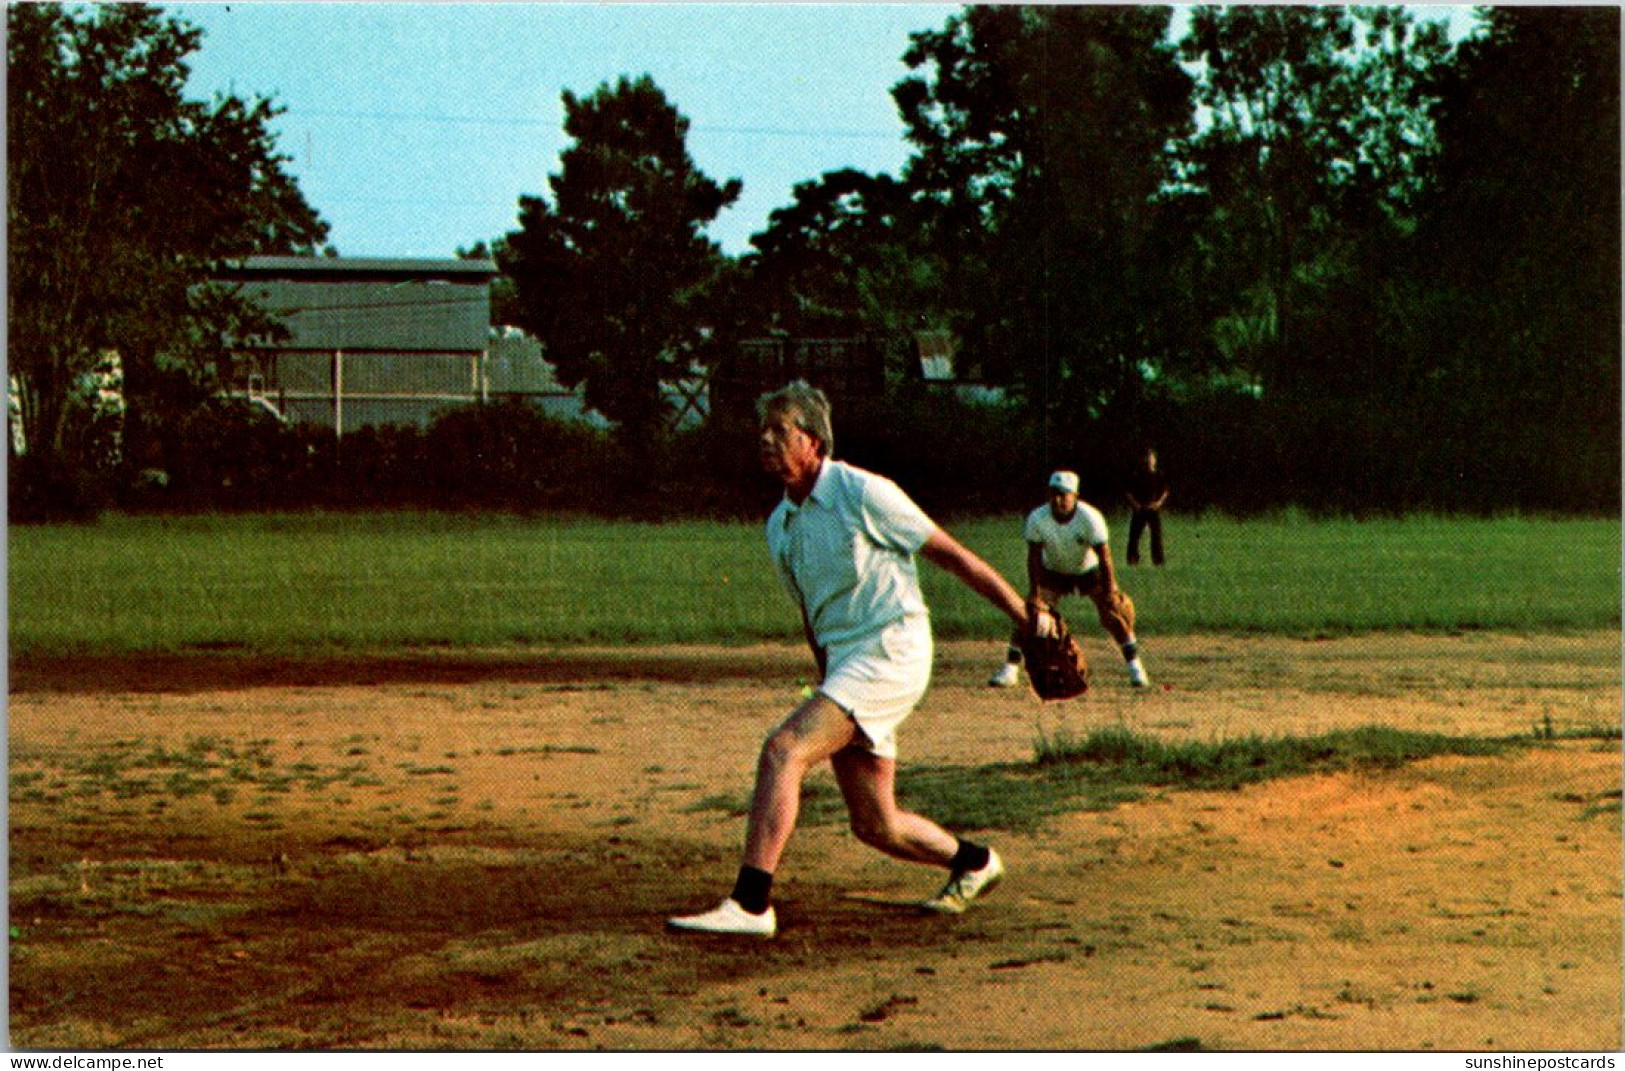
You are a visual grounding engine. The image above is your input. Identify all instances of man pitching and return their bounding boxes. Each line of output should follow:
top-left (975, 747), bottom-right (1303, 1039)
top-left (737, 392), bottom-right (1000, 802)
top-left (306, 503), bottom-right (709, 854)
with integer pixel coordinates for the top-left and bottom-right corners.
top-left (668, 380), bottom-right (1032, 937)
top-left (989, 470), bottom-right (1150, 690)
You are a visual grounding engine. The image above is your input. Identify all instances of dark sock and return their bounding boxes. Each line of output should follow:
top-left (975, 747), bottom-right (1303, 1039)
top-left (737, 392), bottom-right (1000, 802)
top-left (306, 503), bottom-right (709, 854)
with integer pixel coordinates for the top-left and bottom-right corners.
top-left (950, 839), bottom-right (991, 875)
top-left (1005, 645), bottom-right (1022, 664)
top-left (1121, 641), bottom-right (1139, 662)
top-left (731, 865), bottom-right (773, 914)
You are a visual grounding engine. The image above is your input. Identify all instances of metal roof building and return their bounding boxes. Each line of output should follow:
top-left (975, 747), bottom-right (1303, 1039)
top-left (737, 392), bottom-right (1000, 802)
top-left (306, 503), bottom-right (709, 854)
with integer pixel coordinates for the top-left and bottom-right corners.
top-left (215, 256), bottom-right (499, 433)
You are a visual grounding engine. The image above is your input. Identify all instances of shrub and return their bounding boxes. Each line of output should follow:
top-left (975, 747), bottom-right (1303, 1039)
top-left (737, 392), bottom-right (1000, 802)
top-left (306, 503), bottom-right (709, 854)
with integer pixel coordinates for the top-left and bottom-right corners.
top-left (128, 398), bottom-right (310, 511)
top-left (8, 451), bottom-right (111, 523)
top-left (327, 423), bottom-right (427, 507)
top-left (420, 400), bottom-right (613, 510)
top-left (834, 386), bottom-right (1039, 518)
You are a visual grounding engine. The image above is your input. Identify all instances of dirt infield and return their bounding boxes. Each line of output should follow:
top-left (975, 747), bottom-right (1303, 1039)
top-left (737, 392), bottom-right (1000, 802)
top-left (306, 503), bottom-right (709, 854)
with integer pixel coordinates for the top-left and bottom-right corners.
top-left (9, 634), bottom-right (1621, 1051)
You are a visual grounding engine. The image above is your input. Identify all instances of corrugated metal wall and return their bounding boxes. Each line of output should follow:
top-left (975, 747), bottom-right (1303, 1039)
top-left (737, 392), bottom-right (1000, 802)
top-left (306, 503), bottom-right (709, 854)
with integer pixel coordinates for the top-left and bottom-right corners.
top-left (237, 278), bottom-right (490, 353)
top-left (219, 258), bottom-right (497, 432)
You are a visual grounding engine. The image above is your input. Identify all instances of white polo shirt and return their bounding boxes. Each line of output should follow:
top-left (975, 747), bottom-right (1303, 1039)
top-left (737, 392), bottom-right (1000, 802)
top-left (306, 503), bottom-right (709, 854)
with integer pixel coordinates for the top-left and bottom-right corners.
top-left (766, 459), bottom-right (938, 648)
top-left (1024, 500), bottom-right (1110, 576)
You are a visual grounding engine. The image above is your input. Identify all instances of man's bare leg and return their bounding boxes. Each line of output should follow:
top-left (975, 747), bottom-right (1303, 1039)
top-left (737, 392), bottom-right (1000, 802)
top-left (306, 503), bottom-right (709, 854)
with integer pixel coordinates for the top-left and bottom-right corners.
top-left (741, 693), bottom-right (859, 873)
top-left (830, 746), bottom-right (958, 865)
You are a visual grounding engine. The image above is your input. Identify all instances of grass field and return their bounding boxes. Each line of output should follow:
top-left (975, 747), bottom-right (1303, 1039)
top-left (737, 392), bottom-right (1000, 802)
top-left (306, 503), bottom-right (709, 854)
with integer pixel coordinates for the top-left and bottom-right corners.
top-left (8, 511), bottom-right (1619, 654)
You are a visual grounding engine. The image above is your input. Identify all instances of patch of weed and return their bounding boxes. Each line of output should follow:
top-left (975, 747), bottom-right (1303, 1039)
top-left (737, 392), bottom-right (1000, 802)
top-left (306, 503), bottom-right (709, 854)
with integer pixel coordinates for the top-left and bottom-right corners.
top-left (687, 724), bottom-right (1547, 833)
top-left (41, 737), bottom-right (380, 806)
top-left (685, 793), bottom-right (749, 818)
top-left (1145, 1037), bottom-right (1205, 1052)
top-left (401, 765), bottom-right (457, 776)
top-left (1036, 725), bottom-right (1509, 791)
top-left (1531, 716), bottom-right (1621, 742)
top-left (1580, 795), bottom-right (1622, 822)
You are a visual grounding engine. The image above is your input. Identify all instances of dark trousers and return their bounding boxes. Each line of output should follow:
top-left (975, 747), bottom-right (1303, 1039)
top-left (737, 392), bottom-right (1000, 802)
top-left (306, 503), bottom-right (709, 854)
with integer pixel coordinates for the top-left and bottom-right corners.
top-left (1128, 509), bottom-right (1165, 565)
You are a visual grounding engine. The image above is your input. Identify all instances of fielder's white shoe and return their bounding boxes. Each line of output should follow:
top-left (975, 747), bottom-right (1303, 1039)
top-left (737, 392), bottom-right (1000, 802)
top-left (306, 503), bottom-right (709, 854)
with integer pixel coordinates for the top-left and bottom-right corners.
top-left (667, 898), bottom-right (777, 937)
top-left (988, 663), bottom-right (1021, 688)
top-left (921, 849), bottom-right (1005, 915)
top-left (1128, 660), bottom-right (1150, 688)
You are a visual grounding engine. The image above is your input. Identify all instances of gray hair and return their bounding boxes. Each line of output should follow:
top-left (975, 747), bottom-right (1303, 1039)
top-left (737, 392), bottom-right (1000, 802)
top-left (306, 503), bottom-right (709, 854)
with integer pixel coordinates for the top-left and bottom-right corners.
top-left (757, 380), bottom-right (834, 458)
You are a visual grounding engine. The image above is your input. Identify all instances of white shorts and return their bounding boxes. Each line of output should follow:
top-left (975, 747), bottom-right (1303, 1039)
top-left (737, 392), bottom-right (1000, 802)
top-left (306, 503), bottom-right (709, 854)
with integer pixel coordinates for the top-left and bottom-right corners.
top-left (817, 616), bottom-right (932, 760)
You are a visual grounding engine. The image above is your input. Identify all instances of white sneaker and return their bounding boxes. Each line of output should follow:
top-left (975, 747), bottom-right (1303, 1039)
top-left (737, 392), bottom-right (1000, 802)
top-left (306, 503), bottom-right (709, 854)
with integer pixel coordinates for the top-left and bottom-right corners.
top-left (921, 849), bottom-right (1005, 915)
top-left (988, 663), bottom-right (1021, 688)
top-left (667, 898), bottom-right (776, 937)
top-left (1128, 660), bottom-right (1150, 688)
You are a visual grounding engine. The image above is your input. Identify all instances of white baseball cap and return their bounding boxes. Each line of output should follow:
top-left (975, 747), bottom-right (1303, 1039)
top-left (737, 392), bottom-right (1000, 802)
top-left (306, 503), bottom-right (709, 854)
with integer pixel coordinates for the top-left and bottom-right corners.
top-left (1048, 470), bottom-right (1080, 494)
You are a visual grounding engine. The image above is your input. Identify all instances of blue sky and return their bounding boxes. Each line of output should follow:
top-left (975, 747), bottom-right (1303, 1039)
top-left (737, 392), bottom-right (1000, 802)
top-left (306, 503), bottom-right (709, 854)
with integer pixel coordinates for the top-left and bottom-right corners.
top-left (167, 3), bottom-right (1480, 261)
top-left (168, 2), bottom-right (958, 258)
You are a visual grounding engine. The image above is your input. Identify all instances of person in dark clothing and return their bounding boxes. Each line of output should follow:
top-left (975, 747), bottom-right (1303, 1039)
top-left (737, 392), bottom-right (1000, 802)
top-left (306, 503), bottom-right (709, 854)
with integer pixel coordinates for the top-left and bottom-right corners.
top-left (1126, 447), bottom-right (1169, 566)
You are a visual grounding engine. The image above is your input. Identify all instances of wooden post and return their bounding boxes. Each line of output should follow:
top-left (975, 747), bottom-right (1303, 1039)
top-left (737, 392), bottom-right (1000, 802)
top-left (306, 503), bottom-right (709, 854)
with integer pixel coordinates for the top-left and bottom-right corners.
top-left (333, 349), bottom-right (344, 441)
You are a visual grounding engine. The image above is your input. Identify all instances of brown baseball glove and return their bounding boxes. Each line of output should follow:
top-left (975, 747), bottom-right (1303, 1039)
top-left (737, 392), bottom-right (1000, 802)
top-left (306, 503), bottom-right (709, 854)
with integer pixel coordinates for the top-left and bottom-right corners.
top-left (1021, 605), bottom-right (1090, 701)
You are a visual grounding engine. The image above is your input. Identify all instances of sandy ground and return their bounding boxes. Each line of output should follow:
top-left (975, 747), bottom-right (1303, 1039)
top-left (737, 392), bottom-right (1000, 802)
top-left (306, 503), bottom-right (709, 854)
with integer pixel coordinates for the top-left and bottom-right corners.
top-left (8, 633), bottom-right (1621, 1051)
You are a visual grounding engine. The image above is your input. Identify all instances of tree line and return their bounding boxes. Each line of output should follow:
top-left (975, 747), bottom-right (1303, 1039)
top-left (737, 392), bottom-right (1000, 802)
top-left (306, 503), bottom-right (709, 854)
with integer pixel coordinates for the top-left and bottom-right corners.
top-left (8, 4), bottom-right (1619, 520)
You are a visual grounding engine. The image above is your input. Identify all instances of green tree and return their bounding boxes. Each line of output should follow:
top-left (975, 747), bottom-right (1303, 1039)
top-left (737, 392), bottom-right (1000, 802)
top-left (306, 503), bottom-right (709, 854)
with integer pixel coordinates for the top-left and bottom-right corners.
top-left (1406, 6), bottom-right (1620, 509)
top-left (7, 3), bottom-right (327, 491)
top-left (1174, 6), bottom-right (1451, 400)
top-left (497, 75), bottom-right (740, 439)
top-left (893, 6), bottom-right (1194, 420)
top-left (742, 168), bottom-right (944, 339)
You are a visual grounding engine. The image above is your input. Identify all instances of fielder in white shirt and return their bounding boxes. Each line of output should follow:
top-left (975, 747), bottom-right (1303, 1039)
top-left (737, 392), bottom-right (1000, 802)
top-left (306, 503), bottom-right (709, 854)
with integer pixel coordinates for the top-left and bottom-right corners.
top-left (669, 381), bottom-right (1032, 938)
top-left (988, 470), bottom-right (1151, 690)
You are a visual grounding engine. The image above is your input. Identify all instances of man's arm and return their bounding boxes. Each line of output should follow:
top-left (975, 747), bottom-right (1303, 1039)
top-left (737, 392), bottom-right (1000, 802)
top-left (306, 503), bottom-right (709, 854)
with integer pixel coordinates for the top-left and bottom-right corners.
top-left (1025, 542), bottom-right (1045, 601)
top-left (1149, 474), bottom-right (1169, 510)
top-left (921, 528), bottom-right (1029, 628)
top-left (1094, 542), bottom-right (1120, 595)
